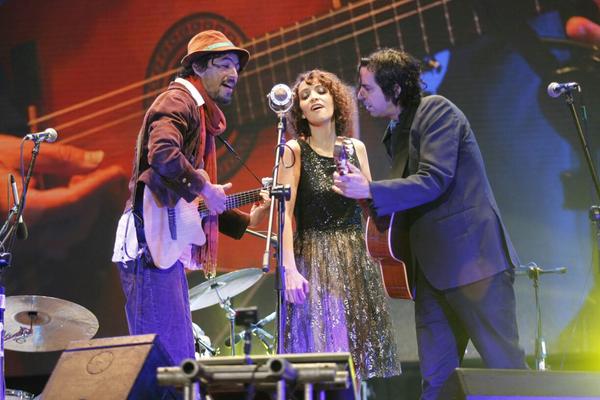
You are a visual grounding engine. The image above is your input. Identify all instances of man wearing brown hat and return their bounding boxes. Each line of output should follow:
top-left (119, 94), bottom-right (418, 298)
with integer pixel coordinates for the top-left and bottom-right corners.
top-left (112, 30), bottom-right (268, 365)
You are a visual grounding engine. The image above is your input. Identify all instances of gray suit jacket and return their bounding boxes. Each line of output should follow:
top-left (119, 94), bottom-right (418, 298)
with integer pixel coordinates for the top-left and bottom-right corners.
top-left (370, 95), bottom-right (519, 290)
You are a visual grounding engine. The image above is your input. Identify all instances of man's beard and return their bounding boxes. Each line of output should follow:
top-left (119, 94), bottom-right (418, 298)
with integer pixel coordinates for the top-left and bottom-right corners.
top-left (216, 94), bottom-right (232, 105)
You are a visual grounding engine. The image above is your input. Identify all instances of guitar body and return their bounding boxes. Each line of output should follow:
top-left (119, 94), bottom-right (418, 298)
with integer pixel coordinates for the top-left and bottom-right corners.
top-left (142, 184), bottom-right (266, 269)
top-left (365, 212), bottom-right (414, 300)
top-left (143, 186), bottom-right (207, 269)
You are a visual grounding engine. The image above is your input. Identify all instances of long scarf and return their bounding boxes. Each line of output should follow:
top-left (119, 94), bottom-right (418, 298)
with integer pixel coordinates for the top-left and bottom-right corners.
top-left (191, 76), bottom-right (226, 278)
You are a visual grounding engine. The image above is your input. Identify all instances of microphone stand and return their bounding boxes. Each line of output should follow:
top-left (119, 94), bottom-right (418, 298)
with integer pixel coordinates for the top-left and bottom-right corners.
top-left (559, 89), bottom-right (600, 269)
top-left (517, 263), bottom-right (567, 370)
top-left (262, 99), bottom-right (292, 355)
top-left (0, 138), bottom-right (42, 400)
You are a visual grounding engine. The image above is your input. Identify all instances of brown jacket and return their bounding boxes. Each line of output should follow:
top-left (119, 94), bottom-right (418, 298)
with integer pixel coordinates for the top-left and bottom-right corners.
top-left (126, 80), bottom-right (249, 239)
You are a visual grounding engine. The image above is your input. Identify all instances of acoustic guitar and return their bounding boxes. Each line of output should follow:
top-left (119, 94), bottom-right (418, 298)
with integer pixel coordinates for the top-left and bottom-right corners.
top-left (334, 137), bottom-right (414, 300)
top-left (143, 183), bottom-right (267, 269)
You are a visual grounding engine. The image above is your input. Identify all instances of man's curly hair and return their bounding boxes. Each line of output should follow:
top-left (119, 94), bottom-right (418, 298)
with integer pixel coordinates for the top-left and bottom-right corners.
top-left (359, 48), bottom-right (423, 108)
top-left (288, 70), bottom-right (355, 138)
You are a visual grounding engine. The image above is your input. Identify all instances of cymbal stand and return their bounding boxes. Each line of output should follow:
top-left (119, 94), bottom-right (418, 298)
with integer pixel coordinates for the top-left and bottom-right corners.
top-left (518, 262), bottom-right (567, 370)
top-left (214, 285), bottom-right (237, 356)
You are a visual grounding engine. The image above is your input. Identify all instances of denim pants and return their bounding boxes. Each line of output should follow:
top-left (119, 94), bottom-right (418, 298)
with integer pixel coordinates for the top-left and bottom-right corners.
top-left (118, 258), bottom-right (195, 366)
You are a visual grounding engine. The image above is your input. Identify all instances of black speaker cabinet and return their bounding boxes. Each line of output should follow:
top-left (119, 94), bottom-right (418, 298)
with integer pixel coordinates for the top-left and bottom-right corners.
top-left (439, 368), bottom-right (600, 399)
top-left (42, 334), bottom-right (176, 400)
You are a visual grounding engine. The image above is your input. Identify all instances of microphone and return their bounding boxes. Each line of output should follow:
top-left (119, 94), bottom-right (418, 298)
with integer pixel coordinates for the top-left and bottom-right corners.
top-left (267, 83), bottom-right (293, 113)
top-left (224, 311), bottom-right (276, 346)
top-left (547, 82), bottom-right (580, 98)
top-left (9, 174), bottom-right (28, 240)
top-left (24, 128), bottom-right (58, 143)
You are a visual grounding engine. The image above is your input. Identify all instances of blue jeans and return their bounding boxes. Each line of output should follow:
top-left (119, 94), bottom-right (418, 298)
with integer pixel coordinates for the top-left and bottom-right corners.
top-left (118, 258), bottom-right (195, 366)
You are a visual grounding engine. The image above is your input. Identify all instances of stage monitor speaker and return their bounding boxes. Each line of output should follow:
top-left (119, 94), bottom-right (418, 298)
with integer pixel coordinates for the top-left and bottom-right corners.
top-left (439, 368), bottom-right (600, 399)
top-left (42, 334), bottom-right (176, 400)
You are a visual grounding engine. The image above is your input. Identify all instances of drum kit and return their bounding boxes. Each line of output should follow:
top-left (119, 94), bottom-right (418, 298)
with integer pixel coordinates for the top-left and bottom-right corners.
top-left (188, 267), bottom-right (275, 357)
top-left (0, 268), bottom-right (271, 398)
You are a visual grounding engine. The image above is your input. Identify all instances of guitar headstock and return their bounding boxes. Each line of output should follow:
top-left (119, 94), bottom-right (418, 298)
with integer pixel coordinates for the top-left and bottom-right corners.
top-left (261, 177), bottom-right (273, 189)
top-left (333, 137), bottom-right (354, 175)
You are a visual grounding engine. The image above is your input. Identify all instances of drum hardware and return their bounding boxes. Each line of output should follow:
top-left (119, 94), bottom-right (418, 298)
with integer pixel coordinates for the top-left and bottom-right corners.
top-left (517, 262), bottom-right (568, 370)
top-left (218, 296), bottom-right (238, 356)
top-left (192, 322), bottom-right (216, 358)
top-left (188, 268), bottom-right (264, 356)
top-left (3, 327), bottom-right (32, 345)
top-left (5, 388), bottom-right (35, 399)
top-left (224, 311), bottom-right (276, 353)
top-left (232, 307), bottom-right (258, 358)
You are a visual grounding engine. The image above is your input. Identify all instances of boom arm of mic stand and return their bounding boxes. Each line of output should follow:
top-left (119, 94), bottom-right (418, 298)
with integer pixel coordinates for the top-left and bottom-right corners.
top-left (246, 229), bottom-right (278, 249)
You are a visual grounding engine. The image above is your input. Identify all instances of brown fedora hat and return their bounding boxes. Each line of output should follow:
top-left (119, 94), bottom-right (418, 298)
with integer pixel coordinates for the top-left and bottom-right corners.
top-left (181, 30), bottom-right (250, 71)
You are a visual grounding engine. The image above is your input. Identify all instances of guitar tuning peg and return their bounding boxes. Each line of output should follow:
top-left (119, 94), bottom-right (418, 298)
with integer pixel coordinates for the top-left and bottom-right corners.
top-left (261, 177), bottom-right (273, 187)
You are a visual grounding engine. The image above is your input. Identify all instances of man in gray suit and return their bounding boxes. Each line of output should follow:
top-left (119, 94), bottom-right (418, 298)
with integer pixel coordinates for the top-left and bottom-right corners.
top-left (332, 48), bottom-right (527, 400)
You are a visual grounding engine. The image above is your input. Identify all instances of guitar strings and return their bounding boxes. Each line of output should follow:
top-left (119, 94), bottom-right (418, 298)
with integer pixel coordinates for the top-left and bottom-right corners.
top-left (29, 0), bottom-right (480, 146)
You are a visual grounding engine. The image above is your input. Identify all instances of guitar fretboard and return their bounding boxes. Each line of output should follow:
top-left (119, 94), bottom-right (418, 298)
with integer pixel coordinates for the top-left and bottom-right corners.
top-left (197, 188), bottom-right (263, 217)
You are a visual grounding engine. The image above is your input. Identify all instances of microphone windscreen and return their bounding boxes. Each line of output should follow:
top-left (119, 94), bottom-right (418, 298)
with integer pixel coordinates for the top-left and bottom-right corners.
top-left (46, 128), bottom-right (58, 143)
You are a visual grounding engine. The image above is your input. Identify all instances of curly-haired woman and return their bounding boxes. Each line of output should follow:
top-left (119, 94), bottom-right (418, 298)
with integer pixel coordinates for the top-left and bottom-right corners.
top-left (278, 69), bottom-right (401, 381)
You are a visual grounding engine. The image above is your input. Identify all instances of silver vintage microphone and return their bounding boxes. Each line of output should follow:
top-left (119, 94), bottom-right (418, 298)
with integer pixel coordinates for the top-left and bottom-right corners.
top-left (24, 128), bottom-right (58, 143)
top-left (547, 82), bottom-right (580, 98)
top-left (267, 83), bottom-right (293, 113)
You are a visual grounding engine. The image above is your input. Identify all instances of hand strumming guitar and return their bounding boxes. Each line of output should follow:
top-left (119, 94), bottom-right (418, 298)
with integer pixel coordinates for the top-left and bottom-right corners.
top-left (332, 162), bottom-right (372, 200)
top-left (198, 172), bottom-right (232, 215)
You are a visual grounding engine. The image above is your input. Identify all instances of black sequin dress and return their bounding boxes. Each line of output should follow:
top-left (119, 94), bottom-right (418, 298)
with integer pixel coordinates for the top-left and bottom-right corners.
top-left (284, 139), bottom-right (401, 379)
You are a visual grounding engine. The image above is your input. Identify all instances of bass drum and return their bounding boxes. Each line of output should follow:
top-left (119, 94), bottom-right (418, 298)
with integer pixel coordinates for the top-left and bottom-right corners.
top-left (6, 389), bottom-right (34, 400)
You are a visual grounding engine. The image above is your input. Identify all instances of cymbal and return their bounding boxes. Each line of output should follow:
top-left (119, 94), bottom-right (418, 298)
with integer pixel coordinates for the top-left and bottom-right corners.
top-left (4, 295), bottom-right (99, 352)
top-left (189, 268), bottom-right (264, 311)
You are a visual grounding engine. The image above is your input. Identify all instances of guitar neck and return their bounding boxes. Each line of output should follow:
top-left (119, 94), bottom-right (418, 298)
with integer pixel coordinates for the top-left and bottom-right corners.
top-left (197, 188), bottom-right (262, 217)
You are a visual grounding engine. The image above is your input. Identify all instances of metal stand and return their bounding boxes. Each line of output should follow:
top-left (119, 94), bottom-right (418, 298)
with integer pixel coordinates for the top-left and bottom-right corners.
top-left (262, 104), bottom-right (292, 355)
top-left (560, 89), bottom-right (600, 267)
top-left (0, 139), bottom-right (42, 400)
top-left (518, 262), bottom-right (567, 370)
top-left (215, 294), bottom-right (237, 356)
